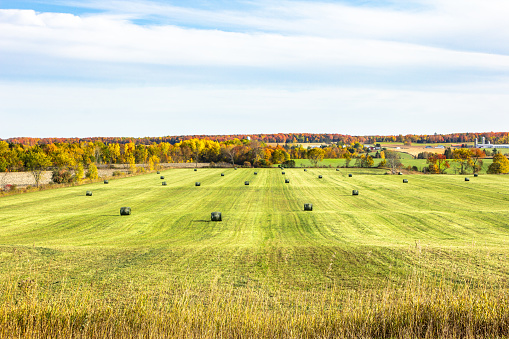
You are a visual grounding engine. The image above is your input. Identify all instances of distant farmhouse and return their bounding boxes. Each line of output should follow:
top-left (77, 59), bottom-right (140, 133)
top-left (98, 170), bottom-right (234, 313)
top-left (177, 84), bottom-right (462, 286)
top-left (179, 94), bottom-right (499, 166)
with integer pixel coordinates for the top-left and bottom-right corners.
top-left (475, 137), bottom-right (509, 149)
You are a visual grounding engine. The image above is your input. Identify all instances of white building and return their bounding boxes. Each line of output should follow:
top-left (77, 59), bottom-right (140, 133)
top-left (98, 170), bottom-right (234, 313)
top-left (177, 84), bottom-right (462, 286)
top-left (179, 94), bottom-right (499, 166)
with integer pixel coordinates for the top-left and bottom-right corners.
top-left (475, 137), bottom-right (509, 149)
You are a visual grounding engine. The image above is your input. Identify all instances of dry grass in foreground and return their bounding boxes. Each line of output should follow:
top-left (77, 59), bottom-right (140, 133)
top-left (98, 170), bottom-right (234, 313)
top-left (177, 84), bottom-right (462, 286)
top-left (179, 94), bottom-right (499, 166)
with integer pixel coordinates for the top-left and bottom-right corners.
top-left (1, 275), bottom-right (508, 339)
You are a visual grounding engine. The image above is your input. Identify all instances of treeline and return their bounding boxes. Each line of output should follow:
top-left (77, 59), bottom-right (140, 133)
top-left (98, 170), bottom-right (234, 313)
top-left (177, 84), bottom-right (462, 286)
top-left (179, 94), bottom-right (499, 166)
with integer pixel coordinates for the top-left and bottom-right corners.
top-left (3, 132), bottom-right (509, 146)
top-left (0, 139), bottom-right (359, 175)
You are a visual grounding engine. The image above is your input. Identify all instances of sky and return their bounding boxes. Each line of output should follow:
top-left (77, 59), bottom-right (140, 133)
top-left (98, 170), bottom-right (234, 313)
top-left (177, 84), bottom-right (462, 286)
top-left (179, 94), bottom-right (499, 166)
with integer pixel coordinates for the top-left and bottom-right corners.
top-left (0, 0), bottom-right (508, 138)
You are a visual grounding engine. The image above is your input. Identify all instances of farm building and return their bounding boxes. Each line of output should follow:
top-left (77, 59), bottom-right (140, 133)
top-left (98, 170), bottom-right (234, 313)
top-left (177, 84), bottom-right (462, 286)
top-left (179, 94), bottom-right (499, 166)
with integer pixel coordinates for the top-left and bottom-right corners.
top-left (475, 137), bottom-right (509, 149)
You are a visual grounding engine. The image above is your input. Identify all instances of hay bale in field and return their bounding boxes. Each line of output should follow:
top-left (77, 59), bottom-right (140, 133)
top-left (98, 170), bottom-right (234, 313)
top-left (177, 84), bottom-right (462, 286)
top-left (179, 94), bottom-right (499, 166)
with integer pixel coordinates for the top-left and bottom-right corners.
top-left (352, 190), bottom-right (359, 195)
top-left (221, 173), bottom-right (225, 176)
top-left (162, 182), bottom-right (167, 186)
top-left (304, 169), bottom-right (307, 172)
top-left (336, 168), bottom-right (339, 171)
top-left (211, 212), bottom-right (222, 221)
top-left (86, 191), bottom-right (92, 196)
top-left (403, 179), bottom-right (408, 183)
top-left (398, 172), bottom-right (403, 175)
top-left (245, 181), bottom-right (249, 185)
top-left (465, 177), bottom-right (470, 181)
top-left (194, 168), bottom-right (197, 172)
top-left (304, 203), bottom-right (313, 211)
top-left (120, 207), bottom-right (131, 216)
top-left (474, 173), bottom-right (479, 177)
top-left (104, 180), bottom-right (109, 184)
top-left (282, 172), bottom-right (285, 175)
top-left (285, 179), bottom-right (290, 183)
top-left (254, 172), bottom-right (258, 175)
top-left (348, 174), bottom-right (352, 177)
top-left (318, 175), bottom-right (322, 179)
top-left (157, 171), bottom-right (160, 174)
top-left (195, 182), bottom-right (201, 186)
top-left (160, 176), bottom-right (165, 179)
top-left (234, 167), bottom-right (238, 170)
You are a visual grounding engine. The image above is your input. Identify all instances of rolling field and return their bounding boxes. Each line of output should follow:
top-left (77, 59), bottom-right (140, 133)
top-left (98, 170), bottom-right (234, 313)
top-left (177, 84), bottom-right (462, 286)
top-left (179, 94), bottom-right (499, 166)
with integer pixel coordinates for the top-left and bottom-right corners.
top-left (292, 158), bottom-right (495, 173)
top-left (2, 168), bottom-right (509, 337)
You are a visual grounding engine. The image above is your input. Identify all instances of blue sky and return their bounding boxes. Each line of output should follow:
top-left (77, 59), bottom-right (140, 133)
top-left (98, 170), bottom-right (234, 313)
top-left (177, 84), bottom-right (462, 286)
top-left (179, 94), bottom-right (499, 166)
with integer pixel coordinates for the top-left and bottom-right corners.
top-left (1, 0), bottom-right (508, 138)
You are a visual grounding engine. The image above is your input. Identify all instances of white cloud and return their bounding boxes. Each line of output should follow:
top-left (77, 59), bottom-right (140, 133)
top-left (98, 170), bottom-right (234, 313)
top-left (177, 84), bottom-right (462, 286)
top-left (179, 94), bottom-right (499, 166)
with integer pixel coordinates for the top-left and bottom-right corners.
top-left (1, 8), bottom-right (509, 71)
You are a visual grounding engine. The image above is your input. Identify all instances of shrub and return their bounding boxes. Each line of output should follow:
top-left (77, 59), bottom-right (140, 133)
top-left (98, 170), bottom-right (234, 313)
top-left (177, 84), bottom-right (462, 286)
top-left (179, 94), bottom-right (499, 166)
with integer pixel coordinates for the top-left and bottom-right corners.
top-left (282, 160), bottom-right (296, 168)
top-left (87, 164), bottom-right (99, 180)
top-left (52, 169), bottom-right (74, 184)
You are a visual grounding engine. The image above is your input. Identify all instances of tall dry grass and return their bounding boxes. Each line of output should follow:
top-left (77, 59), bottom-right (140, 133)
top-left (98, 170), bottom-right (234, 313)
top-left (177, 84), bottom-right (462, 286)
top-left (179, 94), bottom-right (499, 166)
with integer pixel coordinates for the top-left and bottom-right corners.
top-left (1, 274), bottom-right (508, 338)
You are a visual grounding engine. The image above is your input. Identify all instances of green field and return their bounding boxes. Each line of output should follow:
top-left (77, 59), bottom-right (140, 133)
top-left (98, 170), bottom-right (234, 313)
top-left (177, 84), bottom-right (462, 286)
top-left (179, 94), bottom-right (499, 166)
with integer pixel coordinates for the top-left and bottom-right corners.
top-left (293, 158), bottom-right (495, 173)
top-left (2, 168), bottom-right (509, 337)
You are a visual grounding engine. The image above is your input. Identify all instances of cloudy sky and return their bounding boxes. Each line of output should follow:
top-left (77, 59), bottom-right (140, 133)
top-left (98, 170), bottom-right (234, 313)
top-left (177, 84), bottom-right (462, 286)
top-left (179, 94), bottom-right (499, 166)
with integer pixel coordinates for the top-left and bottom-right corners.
top-left (1, 0), bottom-right (508, 138)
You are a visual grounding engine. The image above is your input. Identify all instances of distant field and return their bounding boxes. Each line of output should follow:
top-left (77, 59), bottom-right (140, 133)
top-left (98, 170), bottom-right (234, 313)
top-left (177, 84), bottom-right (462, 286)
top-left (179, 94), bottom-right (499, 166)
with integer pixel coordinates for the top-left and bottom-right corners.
top-left (292, 158), bottom-right (494, 173)
top-left (2, 168), bottom-right (509, 337)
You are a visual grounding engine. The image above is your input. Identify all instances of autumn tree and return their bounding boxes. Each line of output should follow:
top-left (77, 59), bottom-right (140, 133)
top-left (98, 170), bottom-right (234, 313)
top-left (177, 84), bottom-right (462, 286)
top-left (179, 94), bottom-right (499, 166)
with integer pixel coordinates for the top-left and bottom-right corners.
top-left (470, 148), bottom-right (485, 173)
top-left (452, 148), bottom-right (473, 174)
top-left (23, 149), bottom-right (52, 187)
top-left (487, 154), bottom-right (509, 174)
top-left (307, 148), bottom-right (325, 167)
top-left (87, 163), bottom-right (99, 179)
top-left (385, 150), bottom-right (402, 174)
top-left (427, 153), bottom-right (450, 174)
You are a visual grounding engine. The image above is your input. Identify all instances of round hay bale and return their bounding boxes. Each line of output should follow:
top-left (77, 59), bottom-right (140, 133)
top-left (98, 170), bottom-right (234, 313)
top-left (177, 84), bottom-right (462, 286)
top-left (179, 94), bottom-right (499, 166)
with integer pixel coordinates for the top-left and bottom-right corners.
top-left (86, 191), bottom-right (92, 196)
top-left (465, 177), bottom-right (470, 182)
top-left (304, 169), bottom-right (307, 172)
top-left (221, 173), bottom-right (225, 176)
top-left (304, 203), bottom-right (313, 211)
top-left (254, 172), bottom-right (258, 175)
top-left (348, 174), bottom-right (352, 177)
top-left (157, 171), bottom-right (160, 174)
top-left (245, 181), bottom-right (249, 185)
top-left (282, 172), bottom-right (285, 175)
top-left (194, 168), bottom-right (197, 172)
top-left (352, 190), bottom-right (359, 196)
top-left (160, 176), bottom-right (165, 179)
top-left (403, 179), bottom-right (408, 183)
top-left (104, 180), bottom-right (109, 184)
top-left (211, 212), bottom-right (222, 221)
top-left (474, 173), bottom-right (479, 177)
top-left (195, 182), bottom-right (201, 186)
top-left (162, 182), bottom-right (167, 186)
top-left (234, 167), bottom-right (238, 170)
top-left (285, 179), bottom-right (290, 183)
top-left (398, 172), bottom-right (403, 175)
top-left (318, 175), bottom-right (322, 179)
top-left (120, 207), bottom-right (131, 216)
top-left (336, 168), bottom-right (339, 171)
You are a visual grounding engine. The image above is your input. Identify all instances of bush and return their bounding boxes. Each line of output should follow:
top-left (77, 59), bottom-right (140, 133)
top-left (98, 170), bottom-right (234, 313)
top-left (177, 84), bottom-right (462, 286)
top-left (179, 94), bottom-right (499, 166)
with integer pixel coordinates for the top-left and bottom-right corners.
top-left (242, 161), bottom-right (252, 168)
top-left (52, 169), bottom-right (74, 184)
top-left (112, 171), bottom-right (122, 176)
top-left (86, 164), bottom-right (99, 180)
top-left (282, 160), bottom-right (296, 168)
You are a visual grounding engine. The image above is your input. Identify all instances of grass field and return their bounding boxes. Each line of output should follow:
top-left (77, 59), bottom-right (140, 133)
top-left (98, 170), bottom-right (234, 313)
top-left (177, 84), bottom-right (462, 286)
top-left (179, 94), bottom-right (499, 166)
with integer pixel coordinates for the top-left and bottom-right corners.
top-left (292, 158), bottom-right (495, 174)
top-left (1, 168), bottom-right (509, 337)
